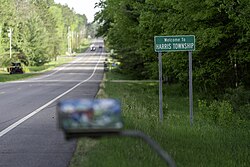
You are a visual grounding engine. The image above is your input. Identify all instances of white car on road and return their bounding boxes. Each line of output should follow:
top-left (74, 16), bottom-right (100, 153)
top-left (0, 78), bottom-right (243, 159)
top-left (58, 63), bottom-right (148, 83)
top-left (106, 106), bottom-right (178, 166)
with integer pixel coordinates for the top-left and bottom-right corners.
top-left (90, 44), bottom-right (96, 51)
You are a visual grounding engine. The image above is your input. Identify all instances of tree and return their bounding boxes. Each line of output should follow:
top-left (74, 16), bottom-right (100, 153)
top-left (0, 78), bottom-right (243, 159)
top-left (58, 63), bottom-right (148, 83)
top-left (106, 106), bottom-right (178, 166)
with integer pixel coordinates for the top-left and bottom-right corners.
top-left (18, 16), bottom-right (49, 66)
top-left (96, 0), bottom-right (250, 94)
top-left (0, 0), bottom-right (89, 66)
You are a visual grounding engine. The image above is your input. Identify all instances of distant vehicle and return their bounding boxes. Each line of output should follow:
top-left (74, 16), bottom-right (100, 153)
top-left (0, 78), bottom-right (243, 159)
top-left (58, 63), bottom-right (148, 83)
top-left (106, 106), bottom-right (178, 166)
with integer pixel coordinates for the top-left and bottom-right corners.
top-left (99, 45), bottom-right (103, 49)
top-left (7, 62), bottom-right (24, 74)
top-left (90, 44), bottom-right (96, 51)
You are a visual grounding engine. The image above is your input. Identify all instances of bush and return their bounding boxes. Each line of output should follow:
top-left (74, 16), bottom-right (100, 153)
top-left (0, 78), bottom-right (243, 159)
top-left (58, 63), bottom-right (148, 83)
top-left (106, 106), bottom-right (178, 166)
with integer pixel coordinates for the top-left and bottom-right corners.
top-left (1, 57), bottom-right (12, 67)
top-left (22, 65), bottom-right (30, 73)
top-left (239, 104), bottom-right (250, 120)
top-left (224, 86), bottom-right (250, 120)
top-left (198, 100), bottom-right (237, 126)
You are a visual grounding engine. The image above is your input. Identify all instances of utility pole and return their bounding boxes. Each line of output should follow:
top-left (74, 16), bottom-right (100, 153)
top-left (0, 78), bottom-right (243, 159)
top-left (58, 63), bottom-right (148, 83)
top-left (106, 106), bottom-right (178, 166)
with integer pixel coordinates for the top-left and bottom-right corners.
top-left (76, 33), bottom-right (79, 50)
top-left (7, 28), bottom-right (12, 59)
top-left (67, 26), bottom-right (71, 55)
top-left (71, 31), bottom-right (74, 52)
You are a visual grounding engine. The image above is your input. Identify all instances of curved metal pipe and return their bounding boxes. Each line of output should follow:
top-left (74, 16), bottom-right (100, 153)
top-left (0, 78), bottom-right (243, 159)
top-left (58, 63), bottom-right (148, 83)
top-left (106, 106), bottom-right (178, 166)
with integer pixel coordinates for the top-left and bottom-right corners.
top-left (120, 130), bottom-right (176, 167)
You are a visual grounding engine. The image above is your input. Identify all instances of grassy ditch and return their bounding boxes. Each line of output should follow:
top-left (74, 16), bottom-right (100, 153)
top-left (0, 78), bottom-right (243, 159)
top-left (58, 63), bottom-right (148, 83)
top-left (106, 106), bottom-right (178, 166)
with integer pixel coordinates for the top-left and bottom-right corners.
top-left (70, 71), bottom-right (249, 167)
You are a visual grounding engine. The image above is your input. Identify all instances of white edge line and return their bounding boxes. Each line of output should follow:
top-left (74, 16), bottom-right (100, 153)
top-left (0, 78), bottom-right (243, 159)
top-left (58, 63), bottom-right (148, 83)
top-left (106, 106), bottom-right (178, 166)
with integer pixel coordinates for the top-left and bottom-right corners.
top-left (32, 57), bottom-right (83, 80)
top-left (0, 53), bottom-right (103, 138)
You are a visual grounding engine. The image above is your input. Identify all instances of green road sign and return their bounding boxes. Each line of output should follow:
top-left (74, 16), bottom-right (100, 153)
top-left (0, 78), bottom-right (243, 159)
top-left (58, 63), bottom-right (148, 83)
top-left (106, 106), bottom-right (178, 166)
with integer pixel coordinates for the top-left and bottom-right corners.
top-left (154, 35), bottom-right (195, 52)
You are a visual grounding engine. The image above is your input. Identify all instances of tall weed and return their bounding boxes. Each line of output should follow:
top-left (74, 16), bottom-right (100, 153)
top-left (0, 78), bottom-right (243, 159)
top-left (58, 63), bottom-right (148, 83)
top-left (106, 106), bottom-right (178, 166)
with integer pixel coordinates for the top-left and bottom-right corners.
top-left (224, 86), bottom-right (250, 120)
top-left (198, 100), bottom-right (238, 126)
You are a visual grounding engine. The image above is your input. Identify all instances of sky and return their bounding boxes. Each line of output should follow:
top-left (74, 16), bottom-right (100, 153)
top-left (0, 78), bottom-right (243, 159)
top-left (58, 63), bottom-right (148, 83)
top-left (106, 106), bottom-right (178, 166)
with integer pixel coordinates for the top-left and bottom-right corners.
top-left (54, 0), bottom-right (100, 23)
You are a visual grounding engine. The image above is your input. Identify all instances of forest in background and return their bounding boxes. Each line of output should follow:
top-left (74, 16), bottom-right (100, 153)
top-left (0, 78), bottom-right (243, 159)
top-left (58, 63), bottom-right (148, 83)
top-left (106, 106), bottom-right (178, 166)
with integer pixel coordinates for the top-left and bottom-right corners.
top-left (96, 0), bottom-right (250, 92)
top-left (0, 0), bottom-right (92, 67)
top-left (95, 0), bottom-right (250, 120)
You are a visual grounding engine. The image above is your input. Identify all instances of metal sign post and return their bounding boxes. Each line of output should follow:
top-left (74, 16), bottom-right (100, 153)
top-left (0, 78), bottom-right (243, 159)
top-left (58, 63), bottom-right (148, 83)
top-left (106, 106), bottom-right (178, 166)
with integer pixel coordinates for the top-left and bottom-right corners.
top-left (158, 52), bottom-right (163, 122)
top-left (154, 35), bottom-right (195, 125)
top-left (189, 51), bottom-right (193, 125)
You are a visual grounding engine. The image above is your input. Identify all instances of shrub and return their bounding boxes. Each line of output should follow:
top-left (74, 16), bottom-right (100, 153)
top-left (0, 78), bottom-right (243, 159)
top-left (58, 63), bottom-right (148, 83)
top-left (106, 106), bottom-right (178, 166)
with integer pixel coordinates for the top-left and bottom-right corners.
top-left (198, 100), bottom-right (237, 126)
top-left (22, 65), bottom-right (30, 73)
top-left (224, 86), bottom-right (250, 120)
top-left (239, 104), bottom-right (250, 120)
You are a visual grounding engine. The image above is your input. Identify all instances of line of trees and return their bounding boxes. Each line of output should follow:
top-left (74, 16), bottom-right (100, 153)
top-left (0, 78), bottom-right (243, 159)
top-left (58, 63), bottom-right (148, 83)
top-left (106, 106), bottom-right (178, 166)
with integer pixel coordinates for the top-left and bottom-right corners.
top-left (95, 0), bottom-right (250, 95)
top-left (0, 0), bottom-right (88, 67)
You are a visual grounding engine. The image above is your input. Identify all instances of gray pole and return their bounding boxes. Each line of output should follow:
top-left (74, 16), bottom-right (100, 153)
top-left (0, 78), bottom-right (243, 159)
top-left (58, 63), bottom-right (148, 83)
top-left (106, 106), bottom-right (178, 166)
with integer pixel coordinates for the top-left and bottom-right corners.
top-left (77, 33), bottom-right (79, 50)
top-left (189, 51), bottom-right (193, 125)
top-left (68, 27), bottom-right (71, 55)
top-left (8, 28), bottom-right (12, 59)
top-left (71, 31), bottom-right (74, 52)
top-left (10, 31), bottom-right (12, 59)
top-left (158, 52), bottom-right (163, 122)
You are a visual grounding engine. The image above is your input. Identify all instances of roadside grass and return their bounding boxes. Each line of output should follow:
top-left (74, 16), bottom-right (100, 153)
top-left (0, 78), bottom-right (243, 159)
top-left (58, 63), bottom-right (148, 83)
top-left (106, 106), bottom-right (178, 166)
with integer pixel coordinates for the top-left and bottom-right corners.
top-left (105, 69), bottom-right (135, 80)
top-left (0, 73), bottom-right (38, 82)
top-left (0, 56), bottom-right (74, 82)
top-left (0, 40), bottom-right (90, 82)
top-left (70, 72), bottom-right (250, 167)
top-left (27, 56), bottom-right (74, 72)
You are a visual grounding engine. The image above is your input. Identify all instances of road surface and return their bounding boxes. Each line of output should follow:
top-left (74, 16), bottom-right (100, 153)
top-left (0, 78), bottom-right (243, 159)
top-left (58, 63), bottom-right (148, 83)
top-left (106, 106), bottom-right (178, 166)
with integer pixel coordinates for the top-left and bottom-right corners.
top-left (0, 39), bottom-right (106, 167)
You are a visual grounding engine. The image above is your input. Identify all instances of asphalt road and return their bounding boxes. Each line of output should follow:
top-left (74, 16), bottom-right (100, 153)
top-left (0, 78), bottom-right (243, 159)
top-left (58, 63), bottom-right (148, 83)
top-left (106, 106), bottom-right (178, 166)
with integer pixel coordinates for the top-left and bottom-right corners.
top-left (0, 39), bottom-right (106, 167)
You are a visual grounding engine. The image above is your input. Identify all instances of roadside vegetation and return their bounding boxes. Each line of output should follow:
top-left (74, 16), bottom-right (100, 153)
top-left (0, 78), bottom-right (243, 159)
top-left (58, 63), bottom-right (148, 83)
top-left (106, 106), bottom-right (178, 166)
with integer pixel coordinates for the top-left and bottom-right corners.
top-left (0, 0), bottom-right (94, 73)
top-left (95, 0), bottom-right (250, 112)
top-left (0, 39), bottom-right (90, 82)
top-left (82, 2), bottom-right (250, 166)
top-left (70, 68), bottom-right (250, 167)
top-left (0, 56), bottom-right (73, 82)
top-left (0, 0), bottom-right (248, 166)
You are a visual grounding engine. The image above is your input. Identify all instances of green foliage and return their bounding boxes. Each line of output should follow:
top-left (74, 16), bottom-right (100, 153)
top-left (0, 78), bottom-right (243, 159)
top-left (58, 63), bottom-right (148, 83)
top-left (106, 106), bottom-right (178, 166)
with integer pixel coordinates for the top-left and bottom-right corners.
top-left (0, 57), bottom-right (12, 67)
top-left (0, 0), bottom-right (89, 67)
top-left (239, 104), bottom-right (250, 120)
top-left (18, 16), bottom-right (50, 66)
top-left (224, 86), bottom-right (250, 120)
top-left (96, 0), bottom-right (250, 94)
top-left (198, 100), bottom-right (238, 126)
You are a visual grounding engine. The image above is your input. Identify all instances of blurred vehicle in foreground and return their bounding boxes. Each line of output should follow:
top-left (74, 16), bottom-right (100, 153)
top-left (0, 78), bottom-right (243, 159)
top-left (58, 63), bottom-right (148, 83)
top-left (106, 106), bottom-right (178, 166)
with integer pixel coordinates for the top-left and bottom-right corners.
top-left (57, 98), bottom-right (176, 167)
